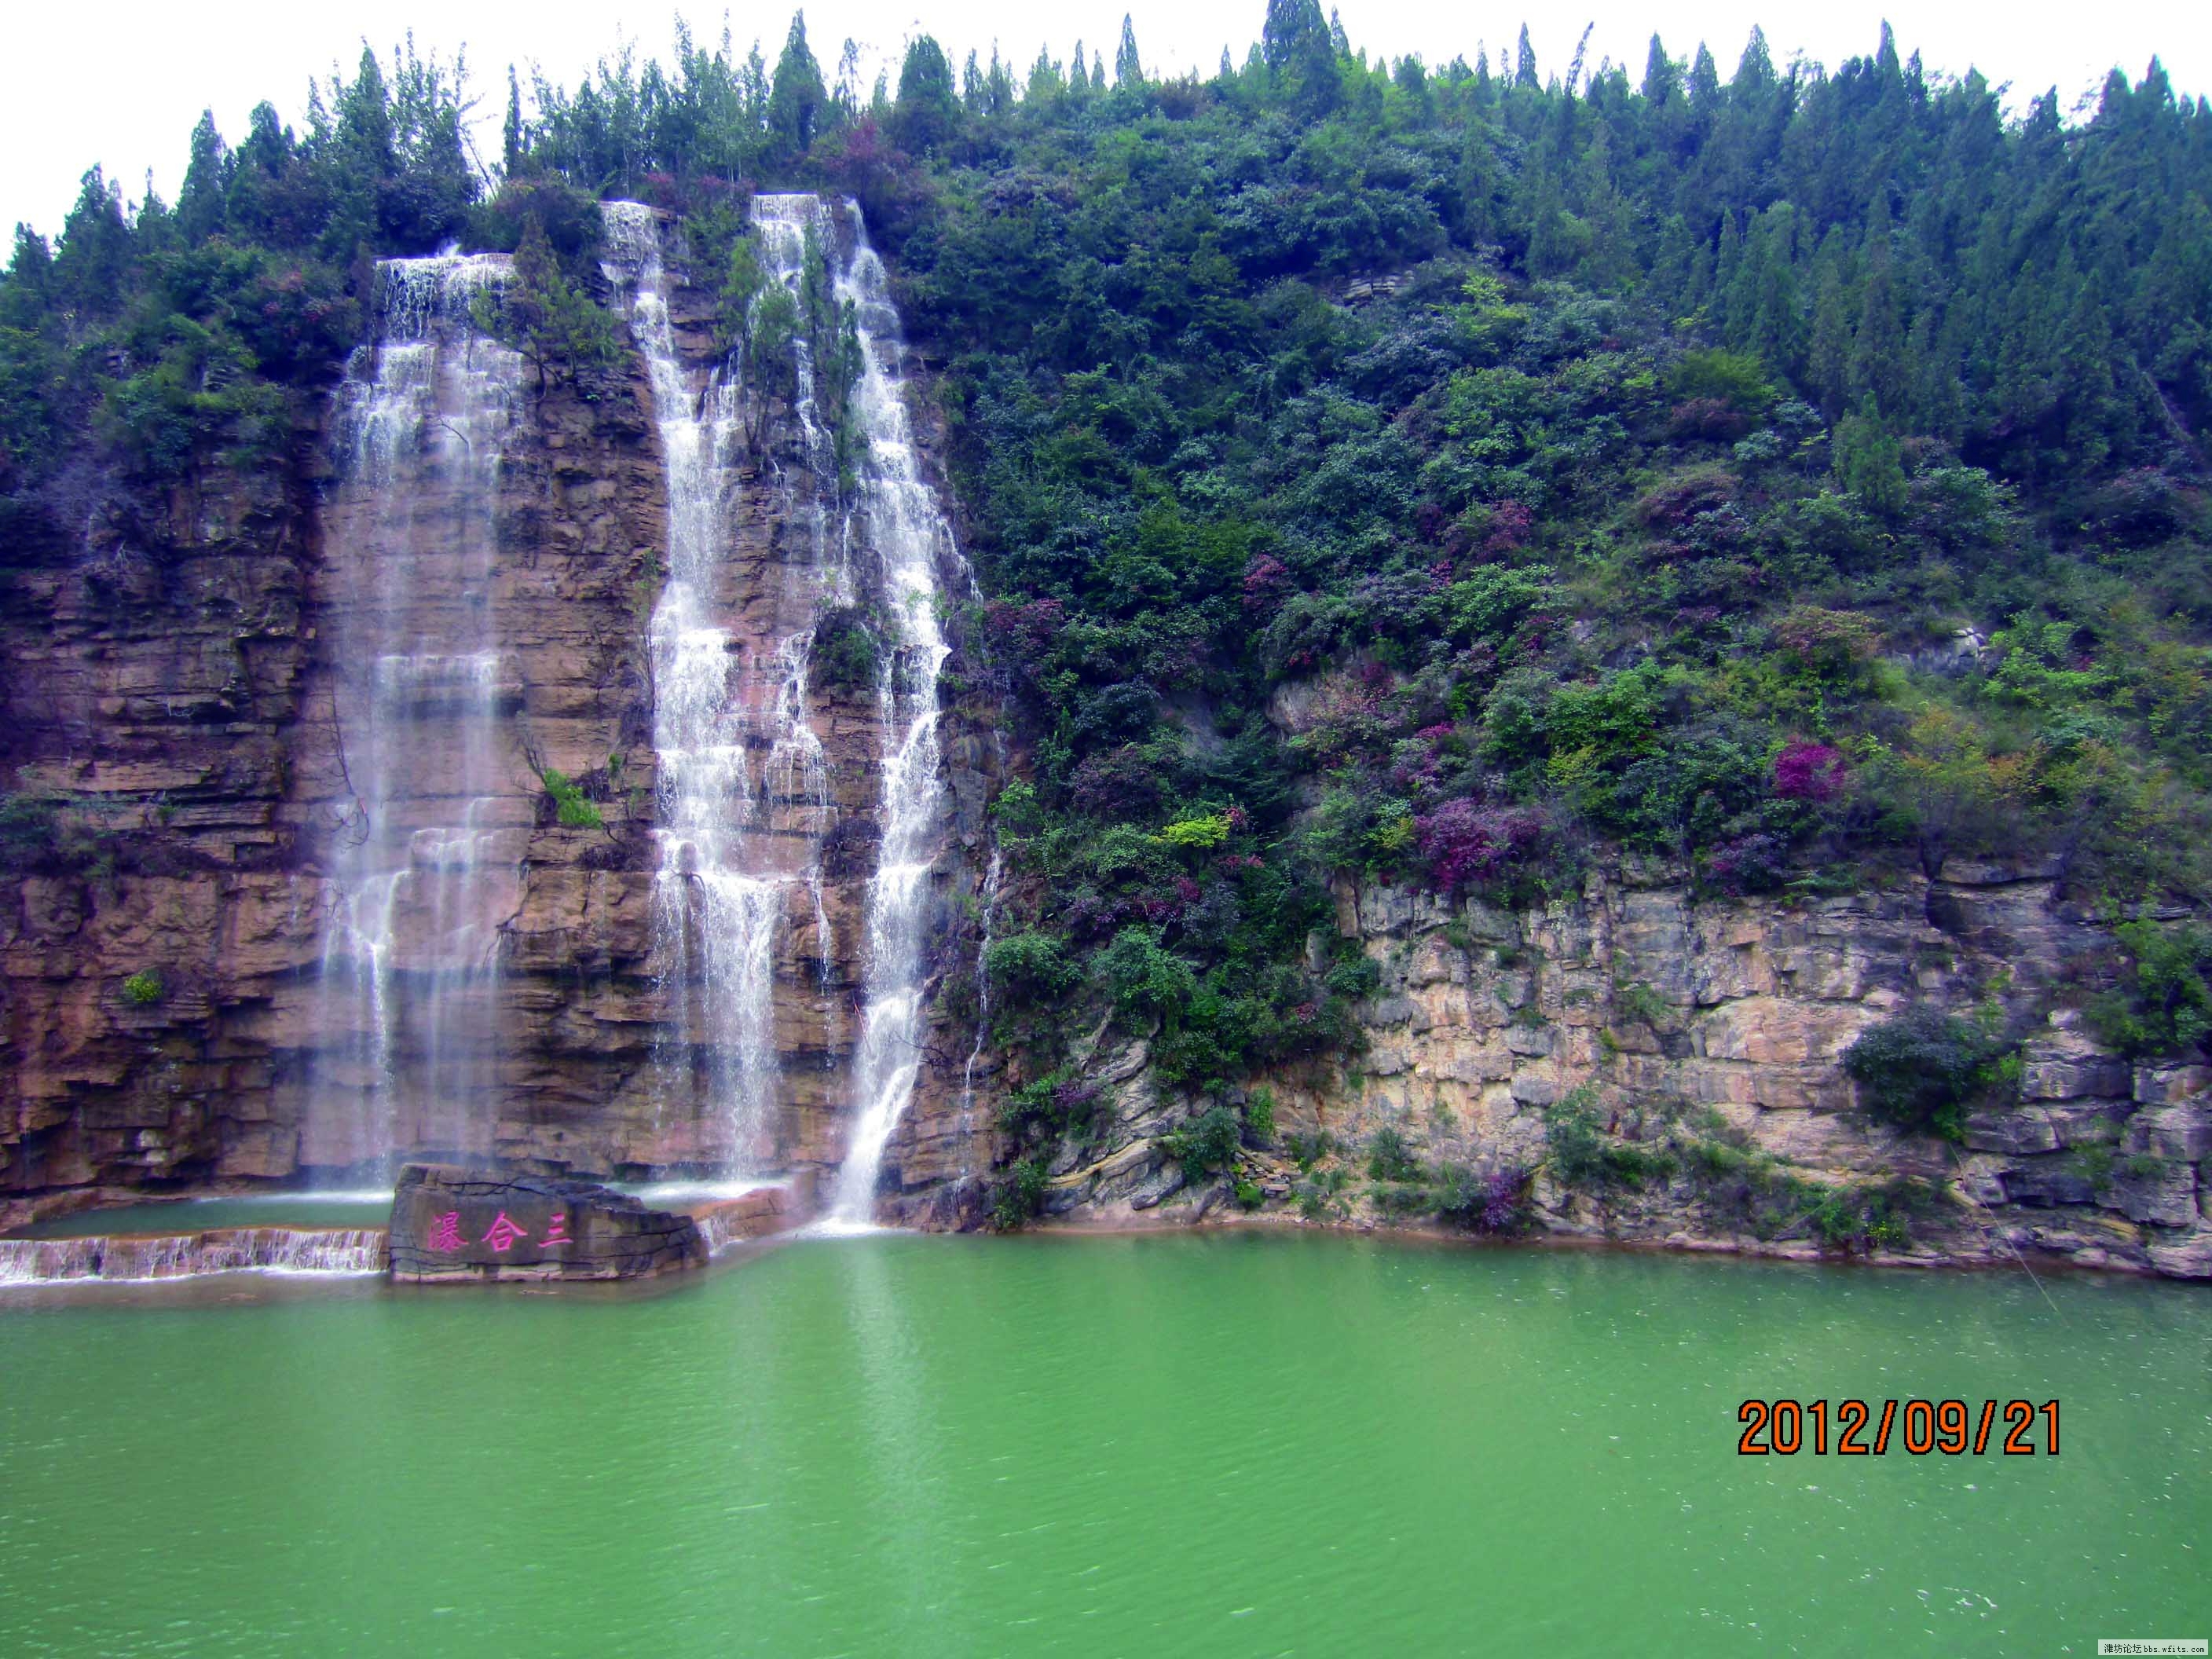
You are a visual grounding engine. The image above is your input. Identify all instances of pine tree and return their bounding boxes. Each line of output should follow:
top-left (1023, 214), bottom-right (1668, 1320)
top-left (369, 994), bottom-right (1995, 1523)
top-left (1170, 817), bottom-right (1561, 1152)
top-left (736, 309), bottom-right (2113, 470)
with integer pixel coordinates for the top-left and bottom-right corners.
top-left (892, 35), bottom-right (960, 152)
top-left (1262, 0), bottom-right (1338, 114)
top-left (1642, 35), bottom-right (1680, 103)
top-left (478, 213), bottom-right (620, 395)
top-left (1573, 127), bottom-right (1638, 292)
top-left (1029, 48), bottom-right (1065, 101)
top-left (222, 103), bottom-right (292, 242)
top-left (1849, 204), bottom-right (1907, 419)
top-left (834, 39), bottom-right (863, 121)
top-left (1807, 259), bottom-right (1853, 421)
top-left (769, 13), bottom-right (828, 154)
top-left (1834, 397), bottom-right (1908, 515)
top-left (1115, 15), bottom-right (1144, 89)
top-left (49, 169), bottom-right (133, 317)
top-left (502, 67), bottom-right (526, 178)
top-left (177, 112), bottom-right (229, 245)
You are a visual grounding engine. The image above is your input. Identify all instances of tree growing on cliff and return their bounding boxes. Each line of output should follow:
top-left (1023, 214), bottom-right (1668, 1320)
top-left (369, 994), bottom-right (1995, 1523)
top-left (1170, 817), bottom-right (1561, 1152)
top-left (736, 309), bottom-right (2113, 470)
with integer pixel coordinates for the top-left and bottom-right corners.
top-left (471, 214), bottom-right (620, 394)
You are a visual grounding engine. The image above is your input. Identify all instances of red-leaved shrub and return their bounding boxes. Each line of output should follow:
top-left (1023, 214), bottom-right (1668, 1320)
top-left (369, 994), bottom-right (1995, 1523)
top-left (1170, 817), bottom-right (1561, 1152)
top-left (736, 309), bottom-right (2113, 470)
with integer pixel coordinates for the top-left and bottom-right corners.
top-left (1415, 800), bottom-right (1541, 892)
top-left (1773, 741), bottom-right (1847, 802)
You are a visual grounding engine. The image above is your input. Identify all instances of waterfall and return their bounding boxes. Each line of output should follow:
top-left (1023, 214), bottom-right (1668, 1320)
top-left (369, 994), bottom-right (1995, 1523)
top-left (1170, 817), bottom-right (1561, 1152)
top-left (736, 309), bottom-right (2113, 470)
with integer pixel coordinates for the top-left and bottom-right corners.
top-left (307, 254), bottom-right (528, 1173)
top-left (600, 197), bottom-right (962, 1214)
top-left (600, 203), bottom-right (833, 1174)
top-left (799, 199), bottom-right (960, 1227)
top-left (0, 1228), bottom-right (388, 1285)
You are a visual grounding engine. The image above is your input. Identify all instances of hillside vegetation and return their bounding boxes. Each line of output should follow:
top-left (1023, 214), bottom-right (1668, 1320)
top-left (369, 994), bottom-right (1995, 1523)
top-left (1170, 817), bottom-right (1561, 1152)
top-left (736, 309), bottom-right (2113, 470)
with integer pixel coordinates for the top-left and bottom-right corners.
top-left (3, 6), bottom-right (2209, 1181)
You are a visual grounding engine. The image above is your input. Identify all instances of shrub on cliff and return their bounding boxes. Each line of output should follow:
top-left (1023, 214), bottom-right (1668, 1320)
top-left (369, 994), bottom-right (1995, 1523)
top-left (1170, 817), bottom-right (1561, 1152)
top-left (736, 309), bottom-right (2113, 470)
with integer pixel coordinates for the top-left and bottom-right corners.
top-left (1543, 1088), bottom-right (1675, 1188)
top-left (1161, 1104), bottom-right (1240, 1180)
top-left (1414, 799), bottom-right (1540, 893)
top-left (1800, 1177), bottom-right (1933, 1253)
top-left (1433, 1163), bottom-right (1533, 1233)
top-left (983, 932), bottom-right (1081, 1008)
top-left (538, 767), bottom-right (603, 830)
top-left (814, 604), bottom-right (881, 693)
top-left (1842, 1006), bottom-right (2011, 1141)
top-left (1366, 1124), bottom-right (1425, 1182)
top-left (986, 1155), bottom-right (1050, 1230)
top-left (2086, 919), bottom-right (2212, 1059)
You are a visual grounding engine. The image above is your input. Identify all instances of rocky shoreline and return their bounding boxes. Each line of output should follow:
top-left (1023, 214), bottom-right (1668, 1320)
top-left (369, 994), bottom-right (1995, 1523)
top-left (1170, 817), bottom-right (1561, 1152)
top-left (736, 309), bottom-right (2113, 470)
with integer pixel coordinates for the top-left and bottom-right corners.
top-left (987, 870), bottom-right (2212, 1281)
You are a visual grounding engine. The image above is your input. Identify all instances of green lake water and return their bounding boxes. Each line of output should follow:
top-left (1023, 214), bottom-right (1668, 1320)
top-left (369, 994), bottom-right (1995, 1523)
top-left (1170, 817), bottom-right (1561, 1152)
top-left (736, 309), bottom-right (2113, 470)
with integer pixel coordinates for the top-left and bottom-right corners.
top-left (0, 1231), bottom-right (2205, 1656)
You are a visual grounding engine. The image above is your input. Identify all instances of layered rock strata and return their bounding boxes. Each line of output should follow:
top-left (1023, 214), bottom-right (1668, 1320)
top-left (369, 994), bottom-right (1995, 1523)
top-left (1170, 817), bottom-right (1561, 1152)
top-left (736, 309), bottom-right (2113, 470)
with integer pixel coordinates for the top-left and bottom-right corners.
top-left (1027, 862), bottom-right (2212, 1279)
top-left (0, 212), bottom-right (999, 1214)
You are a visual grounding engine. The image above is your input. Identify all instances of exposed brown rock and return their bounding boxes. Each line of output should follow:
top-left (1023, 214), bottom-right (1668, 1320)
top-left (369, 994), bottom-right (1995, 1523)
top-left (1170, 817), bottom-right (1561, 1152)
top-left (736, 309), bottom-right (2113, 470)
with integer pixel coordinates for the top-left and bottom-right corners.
top-left (0, 247), bottom-right (1002, 1213)
top-left (387, 1163), bottom-right (702, 1282)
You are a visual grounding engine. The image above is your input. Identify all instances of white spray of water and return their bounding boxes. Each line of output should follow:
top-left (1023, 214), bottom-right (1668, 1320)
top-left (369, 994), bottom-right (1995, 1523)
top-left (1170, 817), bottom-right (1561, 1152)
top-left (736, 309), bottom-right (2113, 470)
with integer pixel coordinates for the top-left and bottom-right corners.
top-left (309, 253), bottom-right (526, 1173)
top-left (791, 198), bottom-right (961, 1227)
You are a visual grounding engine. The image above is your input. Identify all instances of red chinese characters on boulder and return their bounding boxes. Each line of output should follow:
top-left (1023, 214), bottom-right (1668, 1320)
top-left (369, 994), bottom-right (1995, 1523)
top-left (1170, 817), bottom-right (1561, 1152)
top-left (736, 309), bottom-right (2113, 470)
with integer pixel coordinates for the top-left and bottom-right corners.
top-left (540, 1212), bottom-right (572, 1247)
top-left (427, 1211), bottom-right (464, 1253)
top-left (481, 1211), bottom-right (529, 1254)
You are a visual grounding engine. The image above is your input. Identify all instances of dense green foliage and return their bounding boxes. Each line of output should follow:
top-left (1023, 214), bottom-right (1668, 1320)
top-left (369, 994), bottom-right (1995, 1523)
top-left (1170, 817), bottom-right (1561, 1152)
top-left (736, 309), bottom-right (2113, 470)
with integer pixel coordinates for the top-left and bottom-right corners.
top-left (2086, 917), bottom-right (2212, 1057)
top-left (1842, 1005), bottom-right (2015, 1138)
top-left (4, 6), bottom-right (2210, 1186)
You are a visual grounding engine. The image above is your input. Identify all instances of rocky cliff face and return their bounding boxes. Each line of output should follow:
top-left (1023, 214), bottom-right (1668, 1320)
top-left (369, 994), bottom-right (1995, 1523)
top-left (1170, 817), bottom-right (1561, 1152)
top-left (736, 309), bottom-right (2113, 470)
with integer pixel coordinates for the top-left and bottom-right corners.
top-left (0, 222), bottom-right (999, 1226)
top-left (0, 333), bottom-right (665, 1208)
top-left (18, 223), bottom-right (2186, 1281)
top-left (1027, 862), bottom-right (2212, 1279)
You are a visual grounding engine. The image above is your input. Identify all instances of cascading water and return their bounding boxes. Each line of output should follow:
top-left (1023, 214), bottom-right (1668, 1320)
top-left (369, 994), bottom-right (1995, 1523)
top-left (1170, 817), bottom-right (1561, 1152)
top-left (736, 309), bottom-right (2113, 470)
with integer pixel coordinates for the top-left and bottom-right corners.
top-left (957, 848), bottom-right (1006, 1179)
top-left (600, 203), bottom-right (837, 1174)
top-left (601, 197), bottom-right (964, 1214)
top-left (307, 255), bottom-right (528, 1172)
top-left (0, 1228), bottom-right (388, 1285)
top-left (749, 196), bottom-right (853, 1016)
top-left (798, 199), bottom-right (961, 1227)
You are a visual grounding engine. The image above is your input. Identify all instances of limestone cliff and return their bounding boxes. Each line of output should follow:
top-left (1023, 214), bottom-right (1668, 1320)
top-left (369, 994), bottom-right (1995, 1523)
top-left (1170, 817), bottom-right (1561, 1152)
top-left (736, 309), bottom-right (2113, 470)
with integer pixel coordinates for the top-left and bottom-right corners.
top-left (1024, 862), bottom-right (2212, 1280)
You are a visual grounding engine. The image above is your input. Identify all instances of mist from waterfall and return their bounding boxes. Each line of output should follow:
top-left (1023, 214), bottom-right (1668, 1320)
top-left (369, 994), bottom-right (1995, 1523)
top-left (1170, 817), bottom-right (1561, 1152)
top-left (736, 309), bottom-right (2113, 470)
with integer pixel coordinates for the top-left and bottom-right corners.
top-left (307, 253), bottom-right (527, 1173)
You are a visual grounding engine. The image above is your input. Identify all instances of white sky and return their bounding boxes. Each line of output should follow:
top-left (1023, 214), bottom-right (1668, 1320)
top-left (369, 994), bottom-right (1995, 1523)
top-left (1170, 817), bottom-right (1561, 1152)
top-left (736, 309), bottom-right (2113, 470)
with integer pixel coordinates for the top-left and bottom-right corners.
top-left (5, 0), bottom-right (2205, 237)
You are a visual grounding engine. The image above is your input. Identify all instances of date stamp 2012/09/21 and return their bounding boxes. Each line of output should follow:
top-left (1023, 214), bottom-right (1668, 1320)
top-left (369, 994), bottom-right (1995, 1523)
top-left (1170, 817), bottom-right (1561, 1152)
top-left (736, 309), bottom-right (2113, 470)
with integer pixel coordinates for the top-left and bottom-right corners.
top-left (1737, 1397), bottom-right (2059, 1456)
